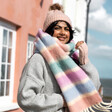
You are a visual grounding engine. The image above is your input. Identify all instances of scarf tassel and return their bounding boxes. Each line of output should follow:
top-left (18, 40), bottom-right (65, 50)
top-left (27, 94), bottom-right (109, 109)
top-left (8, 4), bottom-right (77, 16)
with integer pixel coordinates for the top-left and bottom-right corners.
top-left (82, 101), bottom-right (112, 112)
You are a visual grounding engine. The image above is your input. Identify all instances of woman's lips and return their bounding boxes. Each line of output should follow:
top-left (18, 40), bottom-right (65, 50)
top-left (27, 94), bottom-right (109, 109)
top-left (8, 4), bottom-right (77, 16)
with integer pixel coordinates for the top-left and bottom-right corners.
top-left (57, 37), bottom-right (66, 41)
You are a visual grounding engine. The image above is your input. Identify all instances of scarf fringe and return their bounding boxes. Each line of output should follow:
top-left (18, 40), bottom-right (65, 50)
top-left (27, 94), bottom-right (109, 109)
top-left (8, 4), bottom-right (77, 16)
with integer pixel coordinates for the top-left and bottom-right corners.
top-left (82, 101), bottom-right (112, 112)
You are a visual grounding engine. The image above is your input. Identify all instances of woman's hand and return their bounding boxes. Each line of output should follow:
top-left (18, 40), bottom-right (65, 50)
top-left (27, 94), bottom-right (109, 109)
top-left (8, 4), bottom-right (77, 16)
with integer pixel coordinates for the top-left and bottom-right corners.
top-left (75, 41), bottom-right (84, 49)
top-left (76, 41), bottom-right (89, 65)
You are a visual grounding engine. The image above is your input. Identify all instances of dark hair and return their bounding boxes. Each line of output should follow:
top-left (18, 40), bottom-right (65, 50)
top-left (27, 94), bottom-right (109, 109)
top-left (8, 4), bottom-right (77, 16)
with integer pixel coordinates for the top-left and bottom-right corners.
top-left (45, 20), bottom-right (75, 43)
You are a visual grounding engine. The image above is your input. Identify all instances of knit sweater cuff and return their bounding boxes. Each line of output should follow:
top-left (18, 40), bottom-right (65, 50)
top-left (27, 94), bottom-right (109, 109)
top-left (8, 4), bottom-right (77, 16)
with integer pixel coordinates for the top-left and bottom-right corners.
top-left (55, 93), bottom-right (64, 110)
top-left (80, 60), bottom-right (91, 69)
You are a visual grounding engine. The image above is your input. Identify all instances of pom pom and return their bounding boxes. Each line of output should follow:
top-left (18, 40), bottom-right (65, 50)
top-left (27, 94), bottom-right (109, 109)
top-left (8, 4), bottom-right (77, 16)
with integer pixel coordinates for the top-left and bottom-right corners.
top-left (49, 3), bottom-right (64, 12)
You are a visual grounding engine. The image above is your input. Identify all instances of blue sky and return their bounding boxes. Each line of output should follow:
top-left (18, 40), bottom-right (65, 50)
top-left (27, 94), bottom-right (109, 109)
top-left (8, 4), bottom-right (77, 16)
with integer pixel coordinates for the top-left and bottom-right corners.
top-left (88, 0), bottom-right (112, 79)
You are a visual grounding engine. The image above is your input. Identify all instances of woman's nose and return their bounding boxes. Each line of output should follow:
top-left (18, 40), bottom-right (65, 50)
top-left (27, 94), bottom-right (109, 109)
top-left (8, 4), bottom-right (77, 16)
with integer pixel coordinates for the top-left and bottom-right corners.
top-left (60, 28), bottom-right (65, 34)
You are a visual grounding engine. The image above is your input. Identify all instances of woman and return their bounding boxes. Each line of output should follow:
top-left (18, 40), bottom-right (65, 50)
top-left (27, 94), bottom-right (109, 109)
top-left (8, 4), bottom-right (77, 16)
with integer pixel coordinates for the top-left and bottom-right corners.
top-left (17, 3), bottom-right (101, 112)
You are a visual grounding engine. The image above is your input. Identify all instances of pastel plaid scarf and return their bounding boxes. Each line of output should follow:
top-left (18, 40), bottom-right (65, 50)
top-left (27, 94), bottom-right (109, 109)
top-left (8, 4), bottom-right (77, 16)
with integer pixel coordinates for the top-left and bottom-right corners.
top-left (34, 29), bottom-right (111, 112)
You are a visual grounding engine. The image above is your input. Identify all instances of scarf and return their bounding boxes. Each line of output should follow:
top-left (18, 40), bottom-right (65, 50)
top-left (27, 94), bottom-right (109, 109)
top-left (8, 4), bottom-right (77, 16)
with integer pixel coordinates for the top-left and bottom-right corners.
top-left (35, 29), bottom-right (112, 112)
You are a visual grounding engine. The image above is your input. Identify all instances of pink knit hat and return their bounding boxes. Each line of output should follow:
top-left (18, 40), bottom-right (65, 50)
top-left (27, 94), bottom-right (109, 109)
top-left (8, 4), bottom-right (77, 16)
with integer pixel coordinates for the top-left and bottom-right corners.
top-left (43, 5), bottom-right (72, 31)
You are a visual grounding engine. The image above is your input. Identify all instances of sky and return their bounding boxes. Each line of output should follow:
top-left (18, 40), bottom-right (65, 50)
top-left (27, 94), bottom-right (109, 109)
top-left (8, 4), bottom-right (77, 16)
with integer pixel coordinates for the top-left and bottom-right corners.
top-left (88, 0), bottom-right (112, 79)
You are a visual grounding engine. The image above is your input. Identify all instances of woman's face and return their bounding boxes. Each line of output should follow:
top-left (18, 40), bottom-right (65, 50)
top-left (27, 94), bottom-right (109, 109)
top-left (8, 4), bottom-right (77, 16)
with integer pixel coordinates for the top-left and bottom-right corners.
top-left (53, 21), bottom-right (70, 44)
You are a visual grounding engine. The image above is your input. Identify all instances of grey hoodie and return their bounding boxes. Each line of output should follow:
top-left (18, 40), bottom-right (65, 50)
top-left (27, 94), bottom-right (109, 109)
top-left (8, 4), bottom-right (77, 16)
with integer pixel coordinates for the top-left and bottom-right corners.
top-left (17, 53), bottom-right (101, 112)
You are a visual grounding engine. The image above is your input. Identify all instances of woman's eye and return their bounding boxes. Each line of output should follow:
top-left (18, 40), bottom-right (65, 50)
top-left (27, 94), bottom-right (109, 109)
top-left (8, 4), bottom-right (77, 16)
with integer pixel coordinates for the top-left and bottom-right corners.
top-left (54, 27), bottom-right (60, 30)
top-left (65, 28), bottom-right (69, 31)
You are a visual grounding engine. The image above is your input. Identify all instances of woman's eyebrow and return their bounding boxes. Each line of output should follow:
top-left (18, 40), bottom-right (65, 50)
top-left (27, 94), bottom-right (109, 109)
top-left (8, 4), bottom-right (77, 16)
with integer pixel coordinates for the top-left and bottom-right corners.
top-left (55, 25), bottom-right (69, 28)
top-left (55, 25), bottom-right (62, 28)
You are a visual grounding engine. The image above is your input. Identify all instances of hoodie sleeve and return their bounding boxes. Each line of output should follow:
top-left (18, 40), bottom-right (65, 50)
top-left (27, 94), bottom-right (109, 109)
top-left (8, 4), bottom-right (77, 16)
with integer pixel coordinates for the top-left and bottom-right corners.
top-left (17, 54), bottom-right (64, 112)
top-left (80, 61), bottom-right (101, 90)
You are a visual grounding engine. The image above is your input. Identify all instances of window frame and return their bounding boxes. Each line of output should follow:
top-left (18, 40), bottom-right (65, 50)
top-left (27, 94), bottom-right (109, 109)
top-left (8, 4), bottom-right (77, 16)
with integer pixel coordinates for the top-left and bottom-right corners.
top-left (0, 22), bottom-right (16, 107)
top-left (26, 35), bottom-right (35, 61)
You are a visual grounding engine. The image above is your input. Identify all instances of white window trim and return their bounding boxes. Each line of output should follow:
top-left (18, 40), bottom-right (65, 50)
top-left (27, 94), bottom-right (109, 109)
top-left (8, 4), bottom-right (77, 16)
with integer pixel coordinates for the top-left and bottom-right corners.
top-left (0, 102), bottom-right (19, 112)
top-left (26, 35), bottom-right (35, 61)
top-left (0, 21), bottom-right (16, 110)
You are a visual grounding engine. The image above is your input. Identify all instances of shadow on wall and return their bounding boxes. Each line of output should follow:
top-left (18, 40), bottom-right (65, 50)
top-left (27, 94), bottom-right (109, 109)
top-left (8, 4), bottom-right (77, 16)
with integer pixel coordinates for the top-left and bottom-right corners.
top-left (40, 0), bottom-right (44, 8)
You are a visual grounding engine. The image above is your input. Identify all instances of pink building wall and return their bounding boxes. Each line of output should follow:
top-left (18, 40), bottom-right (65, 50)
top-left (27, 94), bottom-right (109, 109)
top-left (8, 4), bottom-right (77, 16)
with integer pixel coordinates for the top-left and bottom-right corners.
top-left (0, 0), bottom-right (52, 111)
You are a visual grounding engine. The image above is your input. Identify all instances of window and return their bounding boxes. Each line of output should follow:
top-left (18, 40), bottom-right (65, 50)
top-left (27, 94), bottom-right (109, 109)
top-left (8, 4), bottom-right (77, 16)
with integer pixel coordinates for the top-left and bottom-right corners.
top-left (27, 35), bottom-right (35, 61)
top-left (0, 21), bottom-right (16, 108)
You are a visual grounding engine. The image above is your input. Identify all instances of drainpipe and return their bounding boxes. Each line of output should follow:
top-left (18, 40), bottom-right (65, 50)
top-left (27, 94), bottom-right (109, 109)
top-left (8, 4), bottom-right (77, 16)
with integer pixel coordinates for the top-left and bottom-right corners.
top-left (85, 0), bottom-right (91, 43)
